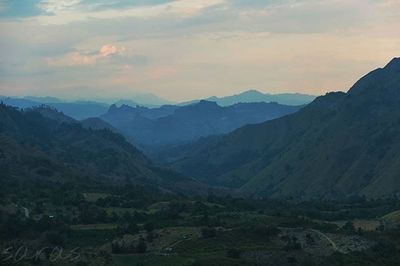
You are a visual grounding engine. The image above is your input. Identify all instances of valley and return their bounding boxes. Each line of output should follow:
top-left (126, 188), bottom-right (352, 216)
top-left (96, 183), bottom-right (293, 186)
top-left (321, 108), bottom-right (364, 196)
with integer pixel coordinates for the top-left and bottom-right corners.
top-left (1, 59), bottom-right (400, 266)
top-left (1, 1), bottom-right (399, 264)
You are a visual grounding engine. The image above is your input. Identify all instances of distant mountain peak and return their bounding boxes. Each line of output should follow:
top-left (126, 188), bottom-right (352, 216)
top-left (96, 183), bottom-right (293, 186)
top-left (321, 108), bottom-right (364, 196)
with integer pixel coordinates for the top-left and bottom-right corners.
top-left (109, 104), bottom-right (144, 115)
top-left (109, 104), bottom-right (118, 112)
top-left (198, 100), bottom-right (219, 106)
top-left (120, 104), bottom-right (136, 110)
top-left (180, 100), bottom-right (220, 112)
top-left (241, 89), bottom-right (264, 95)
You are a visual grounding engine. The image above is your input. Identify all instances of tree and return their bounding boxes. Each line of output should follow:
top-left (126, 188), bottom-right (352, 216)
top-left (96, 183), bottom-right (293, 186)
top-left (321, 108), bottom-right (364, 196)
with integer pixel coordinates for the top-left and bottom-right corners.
top-left (125, 223), bottom-right (139, 234)
top-left (342, 221), bottom-right (355, 232)
top-left (377, 223), bottom-right (385, 232)
top-left (144, 222), bottom-right (154, 232)
top-left (201, 227), bottom-right (216, 238)
top-left (254, 225), bottom-right (281, 238)
top-left (136, 238), bottom-right (147, 253)
top-left (306, 233), bottom-right (315, 245)
top-left (226, 248), bottom-right (241, 259)
top-left (146, 231), bottom-right (154, 243)
top-left (122, 211), bottom-right (132, 222)
top-left (45, 231), bottom-right (66, 247)
top-left (285, 235), bottom-right (302, 251)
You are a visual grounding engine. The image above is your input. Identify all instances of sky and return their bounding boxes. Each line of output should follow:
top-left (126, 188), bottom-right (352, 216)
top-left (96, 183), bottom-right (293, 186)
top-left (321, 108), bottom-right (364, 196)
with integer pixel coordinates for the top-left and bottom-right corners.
top-left (0, 0), bottom-right (399, 102)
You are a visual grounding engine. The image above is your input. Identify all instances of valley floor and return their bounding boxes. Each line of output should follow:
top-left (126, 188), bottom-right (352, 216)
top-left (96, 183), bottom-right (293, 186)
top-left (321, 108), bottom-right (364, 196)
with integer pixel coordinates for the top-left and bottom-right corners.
top-left (1, 185), bottom-right (400, 265)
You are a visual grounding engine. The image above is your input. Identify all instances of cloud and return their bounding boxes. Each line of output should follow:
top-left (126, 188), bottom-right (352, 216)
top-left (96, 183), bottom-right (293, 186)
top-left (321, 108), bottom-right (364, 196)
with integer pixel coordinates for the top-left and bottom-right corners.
top-left (47, 44), bottom-right (126, 66)
top-left (131, 55), bottom-right (149, 66)
top-left (77, 0), bottom-right (175, 11)
top-left (230, 0), bottom-right (294, 8)
top-left (0, 0), bottom-right (178, 20)
top-left (1, 0), bottom-right (399, 101)
top-left (0, 0), bottom-right (48, 18)
top-left (33, 0), bottom-right (224, 25)
top-left (99, 44), bottom-right (125, 57)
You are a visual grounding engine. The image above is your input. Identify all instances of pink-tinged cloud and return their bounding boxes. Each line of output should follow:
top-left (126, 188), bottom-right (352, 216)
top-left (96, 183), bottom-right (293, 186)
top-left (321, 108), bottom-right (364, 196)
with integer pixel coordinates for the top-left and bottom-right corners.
top-left (99, 44), bottom-right (126, 57)
top-left (47, 44), bottom-right (125, 67)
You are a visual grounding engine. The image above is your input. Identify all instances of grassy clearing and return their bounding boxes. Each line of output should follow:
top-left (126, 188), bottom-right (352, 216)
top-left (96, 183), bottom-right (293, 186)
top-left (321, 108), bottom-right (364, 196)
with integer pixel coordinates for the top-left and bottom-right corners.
top-left (319, 219), bottom-right (380, 231)
top-left (103, 207), bottom-right (144, 215)
top-left (83, 192), bottom-right (110, 202)
top-left (382, 210), bottom-right (400, 223)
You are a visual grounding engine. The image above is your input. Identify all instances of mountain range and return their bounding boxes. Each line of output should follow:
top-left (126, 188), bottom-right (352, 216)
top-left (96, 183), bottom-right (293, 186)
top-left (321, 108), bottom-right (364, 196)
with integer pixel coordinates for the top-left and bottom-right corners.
top-left (100, 100), bottom-right (301, 148)
top-left (180, 90), bottom-right (316, 106)
top-left (0, 90), bottom-right (314, 121)
top-left (3, 59), bottom-right (400, 200)
top-left (0, 97), bottom-right (109, 120)
top-left (169, 58), bottom-right (400, 199)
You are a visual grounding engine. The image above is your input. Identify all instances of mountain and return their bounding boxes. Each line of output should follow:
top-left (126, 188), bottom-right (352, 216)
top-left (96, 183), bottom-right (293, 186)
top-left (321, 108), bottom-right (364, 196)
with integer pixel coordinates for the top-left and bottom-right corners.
top-left (113, 100), bottom-right (164, 108)
top-left (180, 90), bottom-right (317, 106)
top-left (47, 101), bottom-right (109, 120)
top-left (170, 58), bottom-right (400, 199)
top-left (107, 104), bottom-right (179, 120)
top-left (23, 96), bottom-right (64, 103)
top-left (100, 101), bottom-right (301, 148)
top-left (114, 93), bottom-right (175, 107)
top-left (81, 117), bottom-right (118, 132)
top-left (114, 99), bottom-right (141, 107)
top-left (0, 93), bottom-right (175, 119)
top-left (0, 96), bottom-right (40, 109)
top-left (0, 96), bottom-right (109, 120)
top-left (0, 104), bottom-right (203, 193)
top-left (28, 105), bottom-right (117, 133)
top-left (29, 105), bottom-right (77, 124)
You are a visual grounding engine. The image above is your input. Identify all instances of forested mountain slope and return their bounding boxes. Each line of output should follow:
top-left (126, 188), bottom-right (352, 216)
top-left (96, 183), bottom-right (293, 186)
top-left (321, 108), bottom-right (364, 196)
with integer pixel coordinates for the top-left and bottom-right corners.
top-left (0, 104), bottom-right (201, 193)
top-left (171, 58), bottom-right (400, 199)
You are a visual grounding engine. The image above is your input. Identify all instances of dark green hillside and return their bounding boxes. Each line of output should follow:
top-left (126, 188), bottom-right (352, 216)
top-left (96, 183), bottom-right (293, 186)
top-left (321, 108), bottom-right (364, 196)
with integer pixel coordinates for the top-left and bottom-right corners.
top-left (0, 104), bottom-right (200, 192)
top-left (171, 58), bottom-right (400, 199)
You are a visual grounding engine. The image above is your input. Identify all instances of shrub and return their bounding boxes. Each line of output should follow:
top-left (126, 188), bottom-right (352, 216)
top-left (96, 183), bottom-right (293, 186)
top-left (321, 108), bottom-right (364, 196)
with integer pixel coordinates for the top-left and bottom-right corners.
top-left (45, 231), bottom-right (66, 247)
top-left (226, 248), bottom-right (241, 259)
top-left (136, 238), bottom-right (147, 253)
top-left (201, 227), bottom-right (216, 238)
top-left (342, 221), bottom-right (355, 232)
top-left (125, 223), bottom-right (139, 234)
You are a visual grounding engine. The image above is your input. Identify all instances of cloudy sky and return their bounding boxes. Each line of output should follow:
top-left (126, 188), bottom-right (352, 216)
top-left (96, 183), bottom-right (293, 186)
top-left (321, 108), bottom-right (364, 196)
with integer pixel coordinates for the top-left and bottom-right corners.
top-left (0, 0), bottom-right (399, 102)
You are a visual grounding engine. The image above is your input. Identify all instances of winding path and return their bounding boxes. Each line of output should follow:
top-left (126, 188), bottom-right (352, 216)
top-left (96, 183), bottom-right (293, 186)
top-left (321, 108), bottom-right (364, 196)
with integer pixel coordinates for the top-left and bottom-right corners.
top-left (308, 229), bottom-right (345, 253)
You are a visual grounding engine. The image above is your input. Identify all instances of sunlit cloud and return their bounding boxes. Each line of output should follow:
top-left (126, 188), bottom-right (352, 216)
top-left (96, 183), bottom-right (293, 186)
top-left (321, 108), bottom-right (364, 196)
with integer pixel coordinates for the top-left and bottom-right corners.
top-left (47, 44), bottom-right (126, 66)
top-left (99, 44), bottom-right (125, 57)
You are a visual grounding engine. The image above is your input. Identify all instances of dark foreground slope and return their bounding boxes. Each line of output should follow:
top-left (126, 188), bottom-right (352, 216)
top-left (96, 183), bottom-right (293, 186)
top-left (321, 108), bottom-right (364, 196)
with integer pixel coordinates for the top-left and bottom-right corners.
top-left (171, 58), bottom-right (400, 199)
top-left (0, 104), bottom-right (203, 193)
